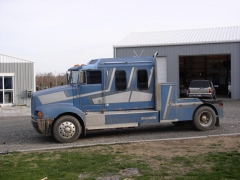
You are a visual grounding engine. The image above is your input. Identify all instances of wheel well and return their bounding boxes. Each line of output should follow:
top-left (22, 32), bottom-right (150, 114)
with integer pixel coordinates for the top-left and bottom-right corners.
top-left (193, 104), bottom-right (219, 126)
top-left (52, 112), bottom-right (86, 136)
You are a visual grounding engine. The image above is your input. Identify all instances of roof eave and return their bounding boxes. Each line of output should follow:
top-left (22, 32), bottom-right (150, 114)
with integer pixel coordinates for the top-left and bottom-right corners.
top-left (113, 40), bottom-right (240, 48)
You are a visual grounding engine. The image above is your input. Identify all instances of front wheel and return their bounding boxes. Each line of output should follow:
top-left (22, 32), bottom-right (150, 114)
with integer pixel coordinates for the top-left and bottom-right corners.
top-left (53, 115), bottom-right (82, 143)
top-left (193, 106), bottom-right (216, 131)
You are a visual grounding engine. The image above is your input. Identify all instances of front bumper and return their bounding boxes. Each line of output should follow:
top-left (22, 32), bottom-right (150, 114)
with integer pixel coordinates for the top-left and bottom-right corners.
top-left (31, 118), bottom-right (54, 135)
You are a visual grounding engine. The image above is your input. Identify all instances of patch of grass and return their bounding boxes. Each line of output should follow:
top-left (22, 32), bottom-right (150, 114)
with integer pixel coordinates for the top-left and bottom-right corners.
top-left (209, 143), bottom-right (222, 147)
top-left (186, 150), bottom-right (195, 153)
top-left (0, 150), bottom-right (152, 180)
top-left (164, 151), bottom-right (240, 179)
top-left (0, 148), bottom-right (239, 180)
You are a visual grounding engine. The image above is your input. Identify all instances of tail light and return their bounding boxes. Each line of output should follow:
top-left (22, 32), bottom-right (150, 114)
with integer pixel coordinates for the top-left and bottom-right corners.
top-left (188, 88), bottom-right (190, 94)
top-left (209, 88), bottom-right (212, 94)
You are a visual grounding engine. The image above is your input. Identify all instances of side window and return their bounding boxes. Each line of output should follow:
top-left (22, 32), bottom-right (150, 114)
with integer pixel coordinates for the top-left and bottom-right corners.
top-left (86, 71), bottom-right (102, 84)
top-left (71, 71), bottom-right (79, 84)
top-left (115, 70), bottom-right (126, 91)
top-left (137, 70), bottom-right (148, 90)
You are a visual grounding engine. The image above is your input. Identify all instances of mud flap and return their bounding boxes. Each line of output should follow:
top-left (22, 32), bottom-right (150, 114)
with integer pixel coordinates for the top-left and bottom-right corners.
top-left (215, 117), bottom-right (220, 127)
top-left (37, 119), bottom-right (54, 134)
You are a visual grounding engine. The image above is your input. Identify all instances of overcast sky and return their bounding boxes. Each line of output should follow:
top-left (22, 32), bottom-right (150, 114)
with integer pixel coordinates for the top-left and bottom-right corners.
top-left (0, 0), bottom-right (239, 74)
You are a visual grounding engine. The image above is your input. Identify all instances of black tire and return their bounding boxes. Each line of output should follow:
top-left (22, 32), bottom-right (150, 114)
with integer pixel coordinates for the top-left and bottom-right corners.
top-left (193, 106), bottom-right (216, 131)
top-left (52, 115), bottom-right (81, 143)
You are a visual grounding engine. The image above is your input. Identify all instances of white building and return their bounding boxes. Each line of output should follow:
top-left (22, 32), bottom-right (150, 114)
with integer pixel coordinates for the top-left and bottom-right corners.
top-left (114, 26), bottom-right (240, 99)
top-left (0, 54), bottom-right (35, 106)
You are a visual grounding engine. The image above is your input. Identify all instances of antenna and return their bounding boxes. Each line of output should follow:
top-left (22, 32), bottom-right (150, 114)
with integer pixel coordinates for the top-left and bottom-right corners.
top-left (133, 50), bottom-right (138, 57)
top-left (139, 49), bottom-right (144, 57)
top-left (133, 49), bottom-right (145, 57)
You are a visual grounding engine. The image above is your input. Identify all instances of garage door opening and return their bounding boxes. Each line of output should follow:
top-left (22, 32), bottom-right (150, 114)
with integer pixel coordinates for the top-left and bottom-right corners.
top-left (179, 55), bottom-right (231, 98)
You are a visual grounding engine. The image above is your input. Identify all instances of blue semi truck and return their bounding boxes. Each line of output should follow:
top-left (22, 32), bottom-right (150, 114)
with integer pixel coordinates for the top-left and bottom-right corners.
top-left (31, 53), bottom-right (223, 143)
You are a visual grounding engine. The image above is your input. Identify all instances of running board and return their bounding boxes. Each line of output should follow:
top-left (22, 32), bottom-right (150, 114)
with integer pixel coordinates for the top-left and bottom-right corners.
top-left (86, 123), bottom-right (138, 130)
top-left (160, 119), bottom-right (178, 123)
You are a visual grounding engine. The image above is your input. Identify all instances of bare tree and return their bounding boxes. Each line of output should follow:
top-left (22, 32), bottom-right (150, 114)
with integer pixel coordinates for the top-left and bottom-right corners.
top-left (36, 72), bottom-right (67, 90)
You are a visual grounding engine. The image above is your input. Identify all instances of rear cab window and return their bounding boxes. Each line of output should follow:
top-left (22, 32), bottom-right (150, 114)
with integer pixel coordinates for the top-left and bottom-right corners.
top-left (190, 81), bottom-right (209, 88)
top-left (115, 70), bottom-right (127, 91)
top-left (137, 70), bottom-right (148, 90)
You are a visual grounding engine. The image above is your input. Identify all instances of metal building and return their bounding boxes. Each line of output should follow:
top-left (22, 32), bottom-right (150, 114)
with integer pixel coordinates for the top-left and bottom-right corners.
top-left (113, 26), bottom-right (240, 99)
top-left (0, 54), bottom-right (35, 106)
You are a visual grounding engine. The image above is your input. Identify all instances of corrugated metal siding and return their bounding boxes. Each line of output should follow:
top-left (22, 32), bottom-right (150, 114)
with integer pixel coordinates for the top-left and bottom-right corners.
top-left (114, 42), bottom-right (240, 100)
top-left (0, 54), bottom-right (34, 105)
top-left (114, 26), bottom-right (240, 47)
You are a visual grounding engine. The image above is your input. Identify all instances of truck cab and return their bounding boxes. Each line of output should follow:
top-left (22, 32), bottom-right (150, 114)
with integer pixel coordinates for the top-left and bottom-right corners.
top-left (31, 55), bottom-right (223, 143)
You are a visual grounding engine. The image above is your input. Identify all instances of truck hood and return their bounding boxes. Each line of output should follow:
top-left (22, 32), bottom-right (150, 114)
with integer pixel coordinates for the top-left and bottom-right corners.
top-left (33, 85), bottom-right (76, 106)
top-left (33, 85), bottom-right (72, 96)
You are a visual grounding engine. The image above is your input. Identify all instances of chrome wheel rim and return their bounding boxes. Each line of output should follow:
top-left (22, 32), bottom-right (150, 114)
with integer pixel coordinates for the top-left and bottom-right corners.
top-left (199, 111), bottom-right (212, 126)
top-left (58, 121), bottom-right (76, 139)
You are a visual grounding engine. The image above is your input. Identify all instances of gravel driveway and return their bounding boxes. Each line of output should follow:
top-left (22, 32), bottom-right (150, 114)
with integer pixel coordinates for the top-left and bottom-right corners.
top-left (0, 100), bottom-right (240, 152)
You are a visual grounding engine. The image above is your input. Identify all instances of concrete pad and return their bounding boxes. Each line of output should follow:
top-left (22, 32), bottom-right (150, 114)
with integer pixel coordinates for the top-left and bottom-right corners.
top-left (0, 106), bottom-right (31, 117)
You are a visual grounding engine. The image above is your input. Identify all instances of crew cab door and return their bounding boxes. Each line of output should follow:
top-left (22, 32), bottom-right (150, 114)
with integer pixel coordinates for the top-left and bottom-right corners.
top-left (78, 69), bottom-right (104, 112)
top-left (99, 66), bottom-right (155, 111)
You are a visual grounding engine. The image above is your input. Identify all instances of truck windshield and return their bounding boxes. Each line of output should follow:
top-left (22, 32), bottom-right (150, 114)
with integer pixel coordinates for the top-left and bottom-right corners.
top-left (67, 70), bottom-right (79, 84)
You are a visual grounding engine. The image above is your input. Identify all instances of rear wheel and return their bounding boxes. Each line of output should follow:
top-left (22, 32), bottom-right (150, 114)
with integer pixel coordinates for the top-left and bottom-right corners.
top-left (53, 115), bottom-right (81, 143)
top-left (193, 106), bottom-right (216, 131)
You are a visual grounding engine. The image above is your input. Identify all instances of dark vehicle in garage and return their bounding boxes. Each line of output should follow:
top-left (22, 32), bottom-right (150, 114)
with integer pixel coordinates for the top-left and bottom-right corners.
top-left (188, 80), bottom-right (216, 99)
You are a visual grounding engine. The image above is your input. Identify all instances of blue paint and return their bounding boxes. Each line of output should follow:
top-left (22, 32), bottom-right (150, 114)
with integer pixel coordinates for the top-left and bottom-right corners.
top-left (31, 55), bottom-right (224, 141)
top-left (105, 111), bottom-right (159, 125)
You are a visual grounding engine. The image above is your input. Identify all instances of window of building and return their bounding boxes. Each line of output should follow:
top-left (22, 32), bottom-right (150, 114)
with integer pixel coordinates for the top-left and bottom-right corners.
top-left (86, 71), bottom-right (102, 84)
top-left (0, 77), bottom-right (2, 104)
top-left (0, 76), bottom-right (2, 89)
top-left (4, 77), bottom-right (13, 89)
top-left (115, 70), bottom-right (126, 91)
top-left (0, 75), bottom-right (14, 104)
top-left (137, 70), bottom-right (148, 90)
